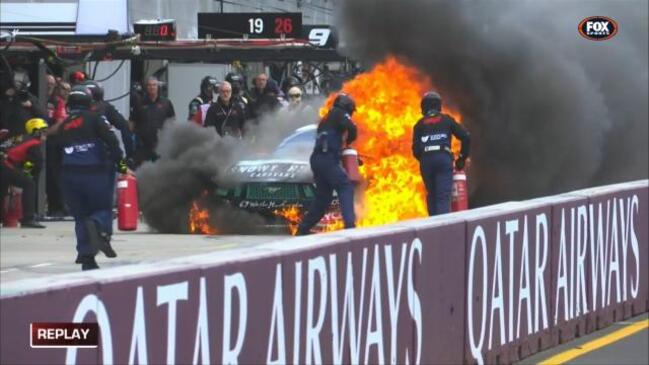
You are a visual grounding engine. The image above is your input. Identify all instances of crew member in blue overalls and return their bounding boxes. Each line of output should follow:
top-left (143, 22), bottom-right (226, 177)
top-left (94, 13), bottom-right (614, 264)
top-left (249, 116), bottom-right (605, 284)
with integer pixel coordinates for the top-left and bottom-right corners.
top-left (412, 91), bottom-right (470, 216)
top-left (52, 85), bottom-right (128, 270)
top-left (296, 93), bottom-right (358, 235)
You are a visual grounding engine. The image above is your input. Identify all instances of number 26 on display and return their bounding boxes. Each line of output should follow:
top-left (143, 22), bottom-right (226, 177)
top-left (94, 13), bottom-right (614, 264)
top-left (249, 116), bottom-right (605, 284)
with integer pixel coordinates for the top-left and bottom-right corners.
top-left (274, 17), bottom-right (293, 34)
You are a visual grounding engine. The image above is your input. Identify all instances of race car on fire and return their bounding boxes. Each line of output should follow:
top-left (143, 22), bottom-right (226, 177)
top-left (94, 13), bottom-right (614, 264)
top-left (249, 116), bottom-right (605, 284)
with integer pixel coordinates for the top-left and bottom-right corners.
top-left (211, 124), bottom-right (341, 231)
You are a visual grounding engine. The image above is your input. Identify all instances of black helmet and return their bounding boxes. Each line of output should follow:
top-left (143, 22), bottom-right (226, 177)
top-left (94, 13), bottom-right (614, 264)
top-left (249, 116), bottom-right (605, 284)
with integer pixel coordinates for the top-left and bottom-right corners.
top-left (83, 80), bottom-right (104, 101)
top-left (200, 76), bottom-right (218, 95)
top-left (421, 91), bottom-right (442, 115)
top-left (225, 72), bottom-right (244, 94)
top-left (67, 85), bottom-right (93, 109)
top-left (333, 93), bottom-right (356, 115)
top-left (281, 75), bottom-right (301, 94)
top-left (13, 69), bottom-right (31, 91)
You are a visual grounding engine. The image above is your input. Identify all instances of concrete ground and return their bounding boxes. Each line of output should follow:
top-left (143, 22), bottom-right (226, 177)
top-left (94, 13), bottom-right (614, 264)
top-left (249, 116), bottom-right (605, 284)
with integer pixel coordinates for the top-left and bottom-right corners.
top-left (518, 313), bottom-right (648, 365)
top-left (0, 221), bottom-right (286, 283)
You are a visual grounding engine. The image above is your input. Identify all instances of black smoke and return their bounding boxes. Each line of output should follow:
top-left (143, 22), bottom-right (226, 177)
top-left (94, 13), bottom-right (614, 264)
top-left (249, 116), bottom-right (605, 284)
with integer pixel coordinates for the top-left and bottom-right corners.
top-left (136, 121), bottom-right (251, 233)
top-left (137, 98), bottom-right (323, 233)
top-left (335, 0), bottom-right (648, 205)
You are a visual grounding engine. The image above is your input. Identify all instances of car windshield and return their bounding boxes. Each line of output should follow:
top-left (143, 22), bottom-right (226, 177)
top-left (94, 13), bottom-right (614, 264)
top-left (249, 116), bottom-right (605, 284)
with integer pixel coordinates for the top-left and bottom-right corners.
top-left (272, 127), bottom-right (316, 159)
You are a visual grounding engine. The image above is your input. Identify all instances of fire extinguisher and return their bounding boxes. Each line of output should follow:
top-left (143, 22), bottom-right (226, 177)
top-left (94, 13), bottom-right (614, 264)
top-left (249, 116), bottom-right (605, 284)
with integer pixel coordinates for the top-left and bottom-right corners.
top-left (451, 169), bottom-right (468, 212)
top-left (341, 148), bottom-right (362, 183)
top-left (2, 186), bottom-right (23, 227)
top-left (117, 174), bottom-right (139, 231)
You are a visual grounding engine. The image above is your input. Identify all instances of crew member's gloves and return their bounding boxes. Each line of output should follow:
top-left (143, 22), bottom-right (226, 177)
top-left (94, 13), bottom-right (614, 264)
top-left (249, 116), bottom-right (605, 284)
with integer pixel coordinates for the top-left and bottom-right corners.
top-left (455, 156), bottom-right (466, 170)
top-left (117, 159), bottom-right (128, 174)
top-left (23, 161), bottom-right (34, 177)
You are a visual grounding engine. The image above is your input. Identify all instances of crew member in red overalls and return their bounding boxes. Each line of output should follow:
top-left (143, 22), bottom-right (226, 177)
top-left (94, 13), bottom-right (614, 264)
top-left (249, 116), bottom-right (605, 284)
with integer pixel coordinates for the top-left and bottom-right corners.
top-left (0, 118), bottom-right (48, 228)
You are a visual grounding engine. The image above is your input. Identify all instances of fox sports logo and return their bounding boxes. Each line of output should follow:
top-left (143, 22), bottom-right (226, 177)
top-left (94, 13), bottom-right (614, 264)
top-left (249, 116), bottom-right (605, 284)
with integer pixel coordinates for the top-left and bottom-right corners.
top-left (579, 16), bottom-right (618, 41)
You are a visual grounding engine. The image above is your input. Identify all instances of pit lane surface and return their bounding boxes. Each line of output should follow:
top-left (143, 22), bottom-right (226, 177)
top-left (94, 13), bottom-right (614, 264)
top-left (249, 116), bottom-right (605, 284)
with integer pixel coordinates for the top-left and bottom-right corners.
top-left (0, 221), bottom-right (287, 284)
top-left (518, 313), bottom-right (648, 365)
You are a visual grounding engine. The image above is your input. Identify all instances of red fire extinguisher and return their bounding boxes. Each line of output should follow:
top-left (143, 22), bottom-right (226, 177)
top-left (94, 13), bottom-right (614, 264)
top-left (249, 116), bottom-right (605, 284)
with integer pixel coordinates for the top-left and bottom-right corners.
top-left (2, 187), bottom-right (22, 227)
top-left (117, 174), bottom-right (139, 231)
top-left (341, 148), bottom-right (362, 183)
top-left (451, 169), bottom-right (468, 212)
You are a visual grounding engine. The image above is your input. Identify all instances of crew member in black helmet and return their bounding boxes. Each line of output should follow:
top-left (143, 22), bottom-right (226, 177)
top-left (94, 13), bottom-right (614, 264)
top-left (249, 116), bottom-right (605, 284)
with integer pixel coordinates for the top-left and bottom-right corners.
top-left (412, 91), bottom-right (470, 216)
top-left (84, 80), bottom-right (135, 163)
top-left (51, 85), bottom-right (129, 270)
top-left (225, 72), bottom-right (250, 117)
top-left (296, 93), bottom-right (358, 235)
top-left (188, 76), bottom-right (217, 121)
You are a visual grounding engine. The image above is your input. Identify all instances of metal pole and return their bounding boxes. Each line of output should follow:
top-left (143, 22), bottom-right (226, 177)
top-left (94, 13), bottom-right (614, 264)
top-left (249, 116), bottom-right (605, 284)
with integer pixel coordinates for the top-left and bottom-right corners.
top-left (36, 58), bottom-right (47, 217)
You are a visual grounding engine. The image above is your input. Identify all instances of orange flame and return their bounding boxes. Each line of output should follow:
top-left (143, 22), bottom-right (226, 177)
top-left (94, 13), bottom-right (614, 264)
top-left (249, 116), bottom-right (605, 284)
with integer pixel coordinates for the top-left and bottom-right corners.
top-left (320, 56), bottom-right (463, 228)
top-left (189, 57), bottom-right (463, 235)
top-left (189, 200), bottom-right (217, 235)
top-left (272, 205), bottom-right (346, 235)
top-left (273, 205), bottom-right (302, 235)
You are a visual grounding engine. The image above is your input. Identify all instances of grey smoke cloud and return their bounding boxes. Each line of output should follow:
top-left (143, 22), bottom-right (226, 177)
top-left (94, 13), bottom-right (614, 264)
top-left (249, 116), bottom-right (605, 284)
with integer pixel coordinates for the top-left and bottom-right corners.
top-left (335, 0), bottom-right (648, 205)
top-left (137, 98), bottom-right (323, 233)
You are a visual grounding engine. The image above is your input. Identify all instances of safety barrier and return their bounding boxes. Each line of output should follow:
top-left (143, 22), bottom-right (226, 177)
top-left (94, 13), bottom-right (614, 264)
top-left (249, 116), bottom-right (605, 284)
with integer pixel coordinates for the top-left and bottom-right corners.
top-left (1, 180), bottom-right (647, 364)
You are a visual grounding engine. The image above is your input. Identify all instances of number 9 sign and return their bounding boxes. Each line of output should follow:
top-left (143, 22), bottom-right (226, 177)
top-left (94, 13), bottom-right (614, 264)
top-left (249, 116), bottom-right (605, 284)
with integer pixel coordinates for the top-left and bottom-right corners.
top-left (308, 28), bottom-right (332, 47)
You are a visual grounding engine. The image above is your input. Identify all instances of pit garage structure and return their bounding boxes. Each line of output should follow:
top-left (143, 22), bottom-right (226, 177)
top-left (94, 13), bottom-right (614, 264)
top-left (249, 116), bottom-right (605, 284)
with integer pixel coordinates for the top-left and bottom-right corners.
top-left (0, 33), bottom-right (355, 215)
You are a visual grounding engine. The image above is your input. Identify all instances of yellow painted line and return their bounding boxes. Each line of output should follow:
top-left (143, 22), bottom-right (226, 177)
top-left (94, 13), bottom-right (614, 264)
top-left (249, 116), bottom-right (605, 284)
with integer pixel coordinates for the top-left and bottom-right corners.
top-left (539, 319), bottom-right (649, 365)
top-left (216, 243), bottom-right (239, 250)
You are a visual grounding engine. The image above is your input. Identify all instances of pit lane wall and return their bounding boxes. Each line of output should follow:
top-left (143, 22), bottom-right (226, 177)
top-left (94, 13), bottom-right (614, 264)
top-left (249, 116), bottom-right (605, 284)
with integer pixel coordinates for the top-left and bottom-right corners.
top-left (1, 180), bottom-right (647, 364)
